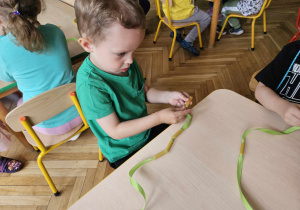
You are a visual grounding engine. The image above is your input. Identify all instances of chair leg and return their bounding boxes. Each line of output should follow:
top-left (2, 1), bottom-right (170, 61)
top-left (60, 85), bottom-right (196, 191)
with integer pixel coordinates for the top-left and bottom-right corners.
top-left (154, 0), bottom-right (159, 17)
top-left (99, 148), bottom-right (103, 162)
top-left (196, 24), bottom-right (203, 49)
top-left (290, 32), bottom-right (300, 43)
top-left (37, 153), bottom-right (60, 196)
top-left (169, 30), bottom-right (177, 61)
top-left (153, 20), bottom-right (163, 44)
top-left (33, 146), bottom-right (39, 152)
top-left (263, 11), bottom-right (267, 34)
top-left (251, 19), bottom-right (256, 51)
top-left (217, 17), bottom-right (229, 41)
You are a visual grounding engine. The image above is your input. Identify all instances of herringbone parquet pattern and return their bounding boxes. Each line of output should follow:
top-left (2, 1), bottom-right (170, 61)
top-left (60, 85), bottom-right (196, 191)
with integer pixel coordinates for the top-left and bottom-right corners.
top-left (0, 0), bottom-right (299, 209)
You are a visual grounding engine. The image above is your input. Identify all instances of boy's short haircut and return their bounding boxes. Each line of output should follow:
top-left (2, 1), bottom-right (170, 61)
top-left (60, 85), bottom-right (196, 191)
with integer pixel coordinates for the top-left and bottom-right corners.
top-left (74, 0), bottom-right (146, 43)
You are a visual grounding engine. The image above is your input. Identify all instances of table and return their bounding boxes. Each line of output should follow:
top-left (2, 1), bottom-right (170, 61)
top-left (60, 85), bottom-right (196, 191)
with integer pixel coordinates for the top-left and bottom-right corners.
top-left (69, 89), bottom-right (300, 210)
top-left (0, 81), bottom-right (32, 149)
top-left (208, 0), bottom-right (220, 48)
top-left (38, 0), bottom-right (84, 58)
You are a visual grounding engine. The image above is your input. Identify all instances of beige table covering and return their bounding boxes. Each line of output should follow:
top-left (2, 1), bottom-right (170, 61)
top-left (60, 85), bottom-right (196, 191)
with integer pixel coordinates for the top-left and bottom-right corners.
top-left (69, 89), bottom-right (300, 210)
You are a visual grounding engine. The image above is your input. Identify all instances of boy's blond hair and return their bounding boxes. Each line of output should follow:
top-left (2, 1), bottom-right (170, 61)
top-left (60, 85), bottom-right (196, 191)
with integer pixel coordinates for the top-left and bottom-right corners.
top-left (75, 0), bottom-right (146, 44)
top-left (0, 0), bottom-right (45, 53)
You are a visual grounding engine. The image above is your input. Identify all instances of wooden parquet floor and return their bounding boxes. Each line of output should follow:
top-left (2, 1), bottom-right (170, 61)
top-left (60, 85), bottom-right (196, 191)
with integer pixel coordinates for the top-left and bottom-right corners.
top-left (0, 0), bottom-right (299, 209)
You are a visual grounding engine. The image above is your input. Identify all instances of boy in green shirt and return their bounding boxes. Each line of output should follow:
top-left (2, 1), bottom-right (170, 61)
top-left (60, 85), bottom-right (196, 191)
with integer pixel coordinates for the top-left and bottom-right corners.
top-left (75, 0), bottom-right (191, 169)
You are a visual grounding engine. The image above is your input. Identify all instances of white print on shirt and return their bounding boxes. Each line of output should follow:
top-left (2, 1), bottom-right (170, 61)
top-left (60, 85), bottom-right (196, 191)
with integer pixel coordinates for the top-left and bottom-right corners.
top-left (278, 63), bottom-right (300, 103)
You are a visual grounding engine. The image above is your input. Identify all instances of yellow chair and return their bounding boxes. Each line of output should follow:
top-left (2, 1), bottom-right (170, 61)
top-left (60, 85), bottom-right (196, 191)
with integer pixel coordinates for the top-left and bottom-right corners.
top-left (249, 69), bottom-right (261, 92)
top-left (5, 83), bottom-right (103, 196)
top-left (217, 0), bottom-right (272, 51)
top-left (153, 0), bottom-right (203, 60)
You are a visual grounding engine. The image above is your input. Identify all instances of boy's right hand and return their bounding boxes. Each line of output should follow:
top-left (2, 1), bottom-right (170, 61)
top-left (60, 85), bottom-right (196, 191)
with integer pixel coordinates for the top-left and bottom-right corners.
top-left (158, 107), bottom-right (191, 124)
top-left (278, 102), bottom-right (300, 127)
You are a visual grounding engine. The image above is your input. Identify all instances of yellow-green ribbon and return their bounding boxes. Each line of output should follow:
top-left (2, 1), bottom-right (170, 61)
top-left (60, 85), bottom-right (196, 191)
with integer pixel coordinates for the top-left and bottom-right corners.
top-left (238, 126), bottom-right (300, 209)
top-left (129, 114), bottom-right (192, 210)
top-left (66, 37), bottom-right (78, 42)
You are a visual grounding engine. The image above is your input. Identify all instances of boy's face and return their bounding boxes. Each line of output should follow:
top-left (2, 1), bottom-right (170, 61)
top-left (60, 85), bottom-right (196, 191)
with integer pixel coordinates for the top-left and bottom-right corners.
top-left (89, 22), bottom-right (145, 76)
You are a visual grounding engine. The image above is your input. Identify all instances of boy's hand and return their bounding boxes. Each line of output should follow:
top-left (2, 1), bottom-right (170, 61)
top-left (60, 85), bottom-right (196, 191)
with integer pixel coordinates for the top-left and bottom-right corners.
top-left (255, 82), bottom-right (300, 127)
top-left (158, 107), bottom-right (191, 124)
top-left (167, 91), bottom-right (192, 107)
top-left (278, 103), bottom-right (300, 127)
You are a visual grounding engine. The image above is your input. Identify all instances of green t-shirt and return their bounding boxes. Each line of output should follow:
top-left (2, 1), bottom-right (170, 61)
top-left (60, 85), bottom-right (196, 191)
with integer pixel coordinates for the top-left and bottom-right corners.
top-left (76, 57), bottom-right (151, 163)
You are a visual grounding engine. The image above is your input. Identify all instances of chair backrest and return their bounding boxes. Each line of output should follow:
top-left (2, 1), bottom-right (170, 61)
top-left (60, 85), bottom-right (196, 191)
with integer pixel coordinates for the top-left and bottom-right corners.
top-left (155, 0), bottom-right (173, 26)
top-left (6, 83), bottom-right (77, 132)
top-left (289, 8), bottom-right (300, 42)
top-left (249, 70), bottom-right (261, 92)
top-left (264, 0), bottom-right (272, 9)
top-left (255, 0), bottom-right (272, 17)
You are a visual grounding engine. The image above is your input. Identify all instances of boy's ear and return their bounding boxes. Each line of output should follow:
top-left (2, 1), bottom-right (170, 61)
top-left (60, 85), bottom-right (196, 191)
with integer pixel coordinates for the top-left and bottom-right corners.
top-left (78, 37), bottom-right (94, 53)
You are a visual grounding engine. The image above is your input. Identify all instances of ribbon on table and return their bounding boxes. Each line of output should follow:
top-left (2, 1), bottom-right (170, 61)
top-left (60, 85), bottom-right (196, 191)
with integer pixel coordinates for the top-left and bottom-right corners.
top-left (129, 97), bottom-right (193, 210)
top-left (238, 126), bottom-right (300, 209)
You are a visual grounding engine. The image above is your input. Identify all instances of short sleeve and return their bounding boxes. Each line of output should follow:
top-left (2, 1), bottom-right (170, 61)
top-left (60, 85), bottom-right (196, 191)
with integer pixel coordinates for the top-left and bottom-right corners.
top-left (255, 44), bottom-right (293, 91)
top-left (77, 82), bottom-right (115, 120)
top-left (0, 59), bottom-right (14, 82)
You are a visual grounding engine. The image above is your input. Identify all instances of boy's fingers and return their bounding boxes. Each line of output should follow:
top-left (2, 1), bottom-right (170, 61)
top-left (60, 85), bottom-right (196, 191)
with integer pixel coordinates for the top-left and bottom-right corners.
top-left (292, 108), bottom-right (300, 119)
top-left (178, 92), bottom-right (189, 101)
top-left (179, 100), bottom-right (185, 106)
top-left (180, 109), bottom-right (190, 116)
top-left (182, 92), bottom-right (189, 99)
top-left (289, 115), bottom-right (300, 126)
top-left (174, 107), bottom-right (185, 111)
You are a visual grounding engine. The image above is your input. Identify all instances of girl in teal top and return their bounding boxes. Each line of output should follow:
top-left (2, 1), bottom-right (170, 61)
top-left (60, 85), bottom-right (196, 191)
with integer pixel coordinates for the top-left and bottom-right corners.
top-left (0, 0), bottom-right (81, 135)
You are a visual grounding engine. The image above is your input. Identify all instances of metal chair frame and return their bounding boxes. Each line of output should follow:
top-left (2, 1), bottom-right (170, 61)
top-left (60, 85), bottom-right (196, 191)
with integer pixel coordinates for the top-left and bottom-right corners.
top-left (6, 84), bottom-right (103, 196)
top-left (153, 0), bottom-right (203, 60)
top-left (217, 0), bottom-right (272, 51)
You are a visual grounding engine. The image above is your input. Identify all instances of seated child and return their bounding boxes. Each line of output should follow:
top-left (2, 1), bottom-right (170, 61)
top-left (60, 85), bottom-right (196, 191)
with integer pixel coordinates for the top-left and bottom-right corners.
top-left (0, 0), bottom-right (82, 145)
top-left (255, 40), bottom-right (300, 126)
top-left (206, 0), bottom-right (229, 21)
top-left (216, 0), bottom-right (264, 35)
top-left (74, 0), bottom-right (192, 169)
top-left (163, 0), bottom-right (211, 56)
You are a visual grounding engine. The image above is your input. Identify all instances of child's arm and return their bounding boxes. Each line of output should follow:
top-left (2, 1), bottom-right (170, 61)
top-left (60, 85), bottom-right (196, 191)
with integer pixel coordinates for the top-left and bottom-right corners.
top-left (255, 82), bottom-right (300, 126)
top-left (96, 107), bottom-right (191, 140)
top-left (144, 84), bottom-right (191, 107)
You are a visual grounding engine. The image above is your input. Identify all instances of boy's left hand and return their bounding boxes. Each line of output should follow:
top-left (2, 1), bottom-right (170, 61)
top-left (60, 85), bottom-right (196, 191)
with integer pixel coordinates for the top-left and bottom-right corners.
top-left (168, 91), bottom-right (192, 107)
